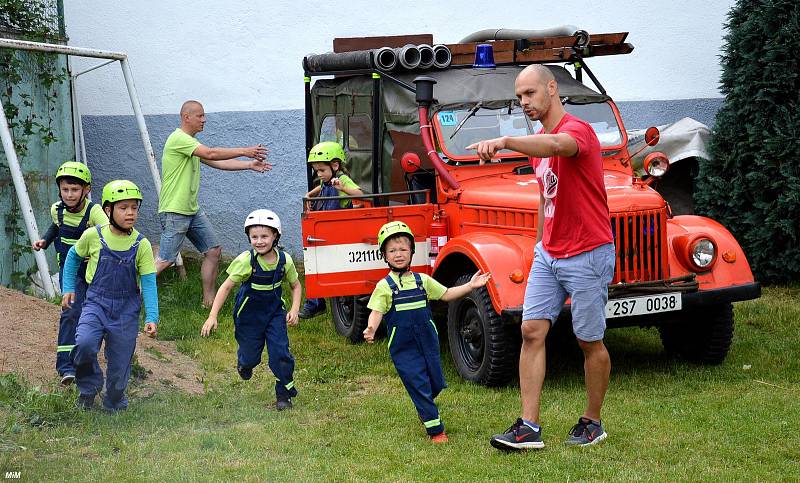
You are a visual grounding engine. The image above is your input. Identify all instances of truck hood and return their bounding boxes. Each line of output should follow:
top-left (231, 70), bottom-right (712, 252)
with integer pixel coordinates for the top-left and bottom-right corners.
top-left (456, 171), bottom-right (666, 212)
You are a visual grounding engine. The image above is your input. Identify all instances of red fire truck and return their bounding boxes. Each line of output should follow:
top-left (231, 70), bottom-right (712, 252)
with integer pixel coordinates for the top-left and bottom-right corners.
top-left (301, 29), bottom-right (761, 386)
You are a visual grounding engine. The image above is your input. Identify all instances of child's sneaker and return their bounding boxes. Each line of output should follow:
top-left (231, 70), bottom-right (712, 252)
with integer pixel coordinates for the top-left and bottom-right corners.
top-left (60, 373), bottom-right (75, 386)
top-left (75, 394), bottom-right (95, 411)
top-left (276, 397), bottom-right (293, 411)
top-left (237, 365), bottom-right (253, 381)
top-left (430, 432), bottom-right (449, 444)
top-left (490, 418), bottom-right (545, 450)
top-left (298, 307), bottom-right (325, 320)
top-left (564, 417), bottom-right (607, 446)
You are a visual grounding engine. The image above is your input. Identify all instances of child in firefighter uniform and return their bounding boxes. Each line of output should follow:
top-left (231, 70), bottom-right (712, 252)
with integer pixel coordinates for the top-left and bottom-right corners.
top-left (201, 209), bottom-right (302, 410)
top-left (363, 221), bottom-right (491, 443)
top-left (299, 141), bottom-right (363, 319)
top-left (61, 180), bottom-right (158, 411)
top-left (32, 161), bottom-right (108, 385)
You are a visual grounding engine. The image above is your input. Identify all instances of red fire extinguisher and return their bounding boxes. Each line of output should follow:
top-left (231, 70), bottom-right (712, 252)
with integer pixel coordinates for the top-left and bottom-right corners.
top-left (429, 211), bottom-right (448, 268)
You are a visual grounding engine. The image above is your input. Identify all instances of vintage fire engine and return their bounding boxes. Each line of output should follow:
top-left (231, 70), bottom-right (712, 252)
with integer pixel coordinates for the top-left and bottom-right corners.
top-left (300, 28), bottom-right (761, 386)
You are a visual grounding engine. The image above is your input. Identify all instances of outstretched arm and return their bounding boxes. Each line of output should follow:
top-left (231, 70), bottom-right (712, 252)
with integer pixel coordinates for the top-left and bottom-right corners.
top-left (195, 144), bottom-right (272, 172)
top-left (201, 278), bottom-right (236, 336)
top-left (440, 271), bottom-right (492, 302)
top-left (466, 133), bottom-right (577, 162)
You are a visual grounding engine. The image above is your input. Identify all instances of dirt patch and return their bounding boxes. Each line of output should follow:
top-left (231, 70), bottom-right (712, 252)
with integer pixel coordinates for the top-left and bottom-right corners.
top-left (0, 286), bottom-right (204, 396)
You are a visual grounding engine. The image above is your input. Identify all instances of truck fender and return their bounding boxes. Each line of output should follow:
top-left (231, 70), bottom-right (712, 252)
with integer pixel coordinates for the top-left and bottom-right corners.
top-left (666, 215), bottom-right (756, 288)
top-left (433, 232), bottom-right (535, 314)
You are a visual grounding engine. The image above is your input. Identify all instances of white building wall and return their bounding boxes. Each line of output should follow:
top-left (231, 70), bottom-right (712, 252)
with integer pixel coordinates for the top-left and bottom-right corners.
top-left (65, 0), bottom-right (736, 116)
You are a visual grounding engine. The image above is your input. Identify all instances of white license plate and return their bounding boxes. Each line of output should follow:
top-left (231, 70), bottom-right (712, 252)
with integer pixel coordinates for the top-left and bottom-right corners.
top-left (605, 293), bottom-right (682, 319)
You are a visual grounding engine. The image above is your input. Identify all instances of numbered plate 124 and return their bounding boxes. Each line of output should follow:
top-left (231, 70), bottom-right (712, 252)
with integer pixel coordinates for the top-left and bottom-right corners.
top-left (605, 293), bottom-right (682, 319)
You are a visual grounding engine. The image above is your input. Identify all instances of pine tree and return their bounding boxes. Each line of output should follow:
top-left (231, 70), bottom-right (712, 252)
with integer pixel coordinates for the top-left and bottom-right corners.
top-left (696, 0), bottom-right (800, 283)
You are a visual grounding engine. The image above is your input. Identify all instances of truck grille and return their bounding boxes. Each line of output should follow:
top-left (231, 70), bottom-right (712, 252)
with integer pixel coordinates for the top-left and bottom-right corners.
top-left (611, 209), bottom-right (668, 283)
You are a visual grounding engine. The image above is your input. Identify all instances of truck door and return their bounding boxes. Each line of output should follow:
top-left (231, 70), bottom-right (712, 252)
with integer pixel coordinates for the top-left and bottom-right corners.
top-left (302, 204), bottom-right (434, 298)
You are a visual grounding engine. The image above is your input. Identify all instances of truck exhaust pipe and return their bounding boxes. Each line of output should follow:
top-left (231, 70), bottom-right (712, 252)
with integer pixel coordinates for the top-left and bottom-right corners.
top-left (413, 76), bottom-right (460, 190)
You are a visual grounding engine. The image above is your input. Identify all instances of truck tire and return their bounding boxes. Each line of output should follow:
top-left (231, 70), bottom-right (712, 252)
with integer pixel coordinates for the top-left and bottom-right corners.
top-left (332, 296), bottom-right (369, 344)
top-left (658, 302), bottom-right (734, 364)
top-left (447, 274), bottom-right (517, 386)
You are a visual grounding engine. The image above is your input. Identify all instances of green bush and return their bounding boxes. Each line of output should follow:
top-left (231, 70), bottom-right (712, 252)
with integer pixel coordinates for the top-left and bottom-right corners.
top-left (696, 0), bottom-right (800, 283)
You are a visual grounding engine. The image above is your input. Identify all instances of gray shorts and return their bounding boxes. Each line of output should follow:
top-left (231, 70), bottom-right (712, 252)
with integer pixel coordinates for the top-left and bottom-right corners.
top-left (522, 242), bottom-right (615, 341)
top-left (158, 210), bottom-right (220, 262)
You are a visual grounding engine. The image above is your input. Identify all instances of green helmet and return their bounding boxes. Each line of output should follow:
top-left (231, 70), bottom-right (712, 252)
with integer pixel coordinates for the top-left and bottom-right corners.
top-left (308, 141), bottom-right (346, 164)
top-left (56, 161), bottom-right (92, 185)
top-left (377, 221), bottom-right (414, 253)
top-left (102, 180), bottom-right (143, 206)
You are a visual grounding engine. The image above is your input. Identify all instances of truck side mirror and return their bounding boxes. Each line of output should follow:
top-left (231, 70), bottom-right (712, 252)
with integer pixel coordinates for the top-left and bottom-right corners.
top-left (645, 126), bottom-right (660, 146)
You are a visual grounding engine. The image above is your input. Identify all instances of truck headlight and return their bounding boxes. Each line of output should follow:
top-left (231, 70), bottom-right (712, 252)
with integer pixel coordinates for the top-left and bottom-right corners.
top-left (644, 152), bottom-right (670, 177)
top-left (690, 238), bottom-right (716, 270)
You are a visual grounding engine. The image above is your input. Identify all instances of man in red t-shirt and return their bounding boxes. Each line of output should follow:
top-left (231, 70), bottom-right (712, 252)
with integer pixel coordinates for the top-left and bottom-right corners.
top-left (468, 65), bottom-right (615, 450)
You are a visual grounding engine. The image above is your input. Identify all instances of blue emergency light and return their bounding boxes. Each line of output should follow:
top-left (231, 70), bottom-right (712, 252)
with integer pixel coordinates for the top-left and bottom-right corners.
top-left (473, 43), bottom-right (496, 68)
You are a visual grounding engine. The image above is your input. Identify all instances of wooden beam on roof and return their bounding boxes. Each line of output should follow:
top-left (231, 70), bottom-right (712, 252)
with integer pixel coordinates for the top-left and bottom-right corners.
top-left (334, 34), bottom-right (433, 53)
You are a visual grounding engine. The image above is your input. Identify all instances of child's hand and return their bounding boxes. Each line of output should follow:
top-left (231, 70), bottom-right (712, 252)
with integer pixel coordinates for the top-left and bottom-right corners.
top-left (331, 178), bottom-right (343, 190)
top-left (144, 323), bottom-right (157, 338)
top-left (32, 239), bottom-right (46, 251)
top-left (469, 271), bottom-right (492, 288)
top-left (201, 317), bottom-right (218, 337)
top-left (363, 325), bottom-right (377, 343)
top-left (61, 292), bottom-right (75, 309)
top-left (286, 310), bottom-right (299, 326)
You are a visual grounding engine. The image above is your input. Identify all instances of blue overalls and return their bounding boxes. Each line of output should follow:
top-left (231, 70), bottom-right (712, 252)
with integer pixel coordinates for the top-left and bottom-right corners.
top-left (71, 226), bottom-right (143, 411)
top-left (304, 179), bottom-right (353, 315)
top-left (384, 272), bottom-right (447, 435)
top-left (53, 201), bottom-right (95, 376)
top-left (233, 249), bottom-right (297, 400)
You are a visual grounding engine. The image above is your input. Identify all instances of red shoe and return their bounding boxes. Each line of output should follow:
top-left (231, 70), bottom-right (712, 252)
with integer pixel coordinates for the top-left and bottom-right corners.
top-left (430, 432), bottom-right (449, 444)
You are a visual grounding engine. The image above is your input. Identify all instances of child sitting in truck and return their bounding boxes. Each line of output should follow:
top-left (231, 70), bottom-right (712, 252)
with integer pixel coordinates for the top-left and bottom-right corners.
top-left (363, 221), bottom-right (491, 443)
top-left (201, 209), bottom-right (302, 410)
top-left (299, 141), bottom-right (363, 320)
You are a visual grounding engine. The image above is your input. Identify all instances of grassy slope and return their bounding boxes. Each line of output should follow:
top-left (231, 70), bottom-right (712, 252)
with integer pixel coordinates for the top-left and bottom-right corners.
top-left (1, 260), bottom-right (798, 481)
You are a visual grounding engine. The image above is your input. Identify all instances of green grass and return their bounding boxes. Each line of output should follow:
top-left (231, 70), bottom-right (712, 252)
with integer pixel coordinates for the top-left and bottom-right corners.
top-left (1, 258), bottom-right (798, 481)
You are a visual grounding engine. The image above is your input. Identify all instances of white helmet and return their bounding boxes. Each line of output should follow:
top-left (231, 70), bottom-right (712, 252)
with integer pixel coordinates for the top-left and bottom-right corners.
top-left (244, 209), bottom-right (281, 235)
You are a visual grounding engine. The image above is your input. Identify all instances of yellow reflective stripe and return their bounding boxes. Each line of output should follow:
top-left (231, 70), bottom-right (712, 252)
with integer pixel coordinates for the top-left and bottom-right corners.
top-left (236, 296), bottom-right (250, 317)
top-left (285, 381), bottom-right (295, 390)
top-left (59, 237), bottom-right (78, 245)
top-left (387, 327), bottom-right (397, 349)
top-left (430, 320), bottom-right (438, 336)
top-left (372, 73), bottom-right (381, 79)
top-left (252, 282), bottom-right (281, 291)
top-left (423, 418), bottom-right (441, 428)
top-left (304, 76), bottom-right (311, 83)
top-left (396, 300), bottom-right (426, 311)
top-left (57, 345), bottom-right (75, 352)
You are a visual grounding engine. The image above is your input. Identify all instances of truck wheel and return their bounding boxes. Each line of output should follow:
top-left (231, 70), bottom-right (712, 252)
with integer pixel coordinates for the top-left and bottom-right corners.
top-left (447, 274), bottom-right (517, 386)
top-left (658, 303), bottom-right (734, 364)
top-left (331, 296), bottom-right (370, 344)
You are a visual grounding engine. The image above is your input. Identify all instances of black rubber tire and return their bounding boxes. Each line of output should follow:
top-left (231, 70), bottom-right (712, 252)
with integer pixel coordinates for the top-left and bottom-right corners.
top-left (658, 302), bottom-right (734, 364)
top-left (331, 295), bottom-right (370, 344)
top-left (446, 274), bottom-right (518, 386)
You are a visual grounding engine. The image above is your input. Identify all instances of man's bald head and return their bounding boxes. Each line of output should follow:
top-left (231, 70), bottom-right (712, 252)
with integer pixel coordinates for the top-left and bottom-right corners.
top-left (519, 64), bottom-right (556, 88)
top-left (180, 100), bottom-right (203, 117)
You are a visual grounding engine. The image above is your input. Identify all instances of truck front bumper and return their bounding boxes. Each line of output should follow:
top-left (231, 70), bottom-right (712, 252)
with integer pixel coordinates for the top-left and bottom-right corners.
top-left (500, 282), bottom-right (762, 325)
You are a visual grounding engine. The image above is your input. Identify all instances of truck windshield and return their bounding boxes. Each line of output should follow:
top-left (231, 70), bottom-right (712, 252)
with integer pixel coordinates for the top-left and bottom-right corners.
top-left (435, 101), bottom-right (623, 161)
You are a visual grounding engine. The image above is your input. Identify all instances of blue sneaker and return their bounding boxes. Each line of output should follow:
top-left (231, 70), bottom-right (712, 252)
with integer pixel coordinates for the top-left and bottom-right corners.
top-left (490, 418), bottom-right (545, 450)
top-left (237, 365), bottom-right (253, 381)
top-left (565, 417), bottom-right (607, 446)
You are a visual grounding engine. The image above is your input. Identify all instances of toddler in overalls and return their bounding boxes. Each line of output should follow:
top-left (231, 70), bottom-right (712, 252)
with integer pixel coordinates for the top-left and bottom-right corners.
top-left (32, 161), bottom-right (108, 385)
top-left (299, 141), bottom-right (363, 320)
top-left (201, 209), bottom-right (302, 410)
top-left (363, 221), bottom-right (491, 443)
top-left (61, 180), bottom-right (158, 411)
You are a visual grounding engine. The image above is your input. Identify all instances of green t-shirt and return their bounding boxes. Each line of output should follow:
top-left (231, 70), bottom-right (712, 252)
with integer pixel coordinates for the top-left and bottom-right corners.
top-left (367, 271), bottom-right (447, 314)
top-left (50, 201), bottom-right (108, 243)
top-left (73, 225), bottom-right (156, 284)
top-left (226, 249), bottom-right (299, 285)
top-left (159, 128), bottom-right (201, 215)
top-left (319, 173), bottom-right (361, 209)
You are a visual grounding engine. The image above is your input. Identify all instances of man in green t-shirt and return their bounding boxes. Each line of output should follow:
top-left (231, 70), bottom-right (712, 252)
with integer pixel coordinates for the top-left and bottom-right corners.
top-left (156, 100), bottom-right (270, 307)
